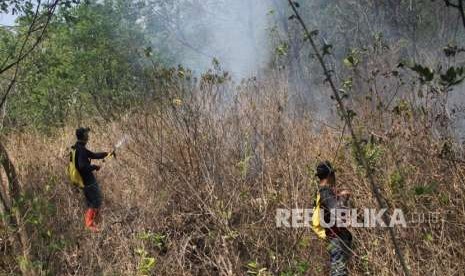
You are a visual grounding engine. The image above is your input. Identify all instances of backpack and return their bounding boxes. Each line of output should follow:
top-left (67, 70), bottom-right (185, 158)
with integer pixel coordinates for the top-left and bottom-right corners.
top-left (68, 148), bottom-right (84, 189)
top-left (312, 192), bottom-right (326, 239)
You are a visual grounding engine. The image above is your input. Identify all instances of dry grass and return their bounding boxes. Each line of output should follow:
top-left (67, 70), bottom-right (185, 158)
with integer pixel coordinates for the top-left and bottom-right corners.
top-left (1, 74), bottom-right (464, 275)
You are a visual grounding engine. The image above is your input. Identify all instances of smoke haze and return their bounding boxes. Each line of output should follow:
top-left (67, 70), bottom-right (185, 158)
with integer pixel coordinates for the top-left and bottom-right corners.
top-left (172, 0), bottom-right (273, 78)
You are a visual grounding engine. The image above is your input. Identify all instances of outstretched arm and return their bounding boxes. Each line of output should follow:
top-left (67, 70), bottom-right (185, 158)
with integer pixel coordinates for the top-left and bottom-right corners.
top-left (86, 149), bottom-right (109, 160)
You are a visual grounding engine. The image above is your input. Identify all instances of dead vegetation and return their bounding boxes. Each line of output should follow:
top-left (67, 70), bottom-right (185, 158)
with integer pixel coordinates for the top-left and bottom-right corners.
top-left (0, 70), bottom-right (464, 275)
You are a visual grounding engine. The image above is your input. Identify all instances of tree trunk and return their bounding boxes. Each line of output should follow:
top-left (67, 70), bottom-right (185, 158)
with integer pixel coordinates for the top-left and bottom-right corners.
top-left (0, 140), bottom-right (34, 276)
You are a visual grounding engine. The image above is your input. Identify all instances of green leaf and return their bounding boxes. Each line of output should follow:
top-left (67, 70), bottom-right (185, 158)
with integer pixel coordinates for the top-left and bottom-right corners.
top-left (346, 109), bottom-right (357, 120)
top-left (343, 55), bottom-right (359, 68)
top-left (342, 78), bottom-right (353, 89)
top-left (409, 64), bottom-right (434, 82)
top-left (296, 261), bottom-right (310, 273)
top-left (413, 183), bottom-right (436, 196)
top-left (247, 261), bottom-right (258, 269)
top-left (440, 66), bottom-right (465, 87)
top-left (322, 43), bottom-right (332, 56)
top-left (144, 46), bottom-right (153, 57)
top-left (424, 233), bottom-right (433, 242)
top-left (275, 43), bottom-right (289, 56)
top-left (303, 30), bottom-right (318, 42)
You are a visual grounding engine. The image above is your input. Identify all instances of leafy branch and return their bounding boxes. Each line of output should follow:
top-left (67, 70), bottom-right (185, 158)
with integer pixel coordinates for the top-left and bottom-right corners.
top-left (0, 0), bottom-right (61, 110)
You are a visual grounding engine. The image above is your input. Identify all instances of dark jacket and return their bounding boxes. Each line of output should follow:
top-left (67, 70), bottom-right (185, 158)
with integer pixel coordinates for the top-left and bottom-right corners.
top-left (73, 141), bottom-right (108, 185)
top-left (319, 186), bottom-right (351, 239)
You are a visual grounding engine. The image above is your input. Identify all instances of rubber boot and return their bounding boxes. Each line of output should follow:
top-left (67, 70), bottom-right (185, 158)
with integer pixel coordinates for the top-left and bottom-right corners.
top-left (85, 208), bottom-right (100, 232)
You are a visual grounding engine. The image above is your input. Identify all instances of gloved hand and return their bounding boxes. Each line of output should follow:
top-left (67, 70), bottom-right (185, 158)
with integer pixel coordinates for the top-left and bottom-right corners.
top-left (103, 151), bottom-right (115, 162)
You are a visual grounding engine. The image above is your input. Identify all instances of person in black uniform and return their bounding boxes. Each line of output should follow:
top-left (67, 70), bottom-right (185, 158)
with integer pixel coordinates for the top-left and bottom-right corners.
top-left (73, 127), bottom-right (110, 232)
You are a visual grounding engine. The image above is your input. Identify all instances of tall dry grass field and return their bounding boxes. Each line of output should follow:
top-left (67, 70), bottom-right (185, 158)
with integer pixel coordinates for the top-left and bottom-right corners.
top-left (1, 74), bottom-right (464, 275)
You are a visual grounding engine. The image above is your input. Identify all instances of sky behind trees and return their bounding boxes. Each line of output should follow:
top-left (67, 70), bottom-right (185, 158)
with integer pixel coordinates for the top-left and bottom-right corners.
top-left (0, 12), bottom-right (16, 25)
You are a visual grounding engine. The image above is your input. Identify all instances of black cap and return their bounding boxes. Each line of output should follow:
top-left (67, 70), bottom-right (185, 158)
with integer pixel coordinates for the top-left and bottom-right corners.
top-left (315, 161), bottom-right (334, 180)
top-left (76, 127), bottom-right (90, 140)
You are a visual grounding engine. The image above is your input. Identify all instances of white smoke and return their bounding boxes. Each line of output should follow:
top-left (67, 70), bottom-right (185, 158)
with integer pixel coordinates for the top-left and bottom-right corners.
top-left (173, 0), bottom-right (273, 79)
